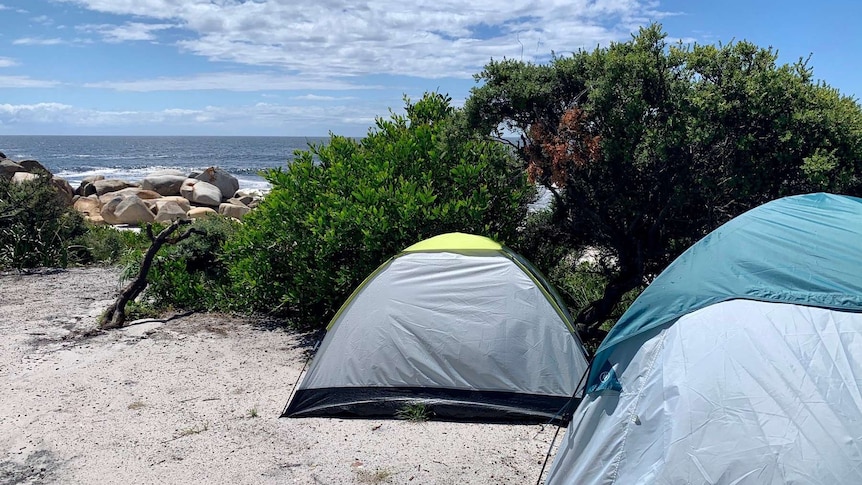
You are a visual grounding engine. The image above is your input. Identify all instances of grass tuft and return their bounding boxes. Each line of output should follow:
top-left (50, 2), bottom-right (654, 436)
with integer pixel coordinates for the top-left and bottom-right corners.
top-left (176, 422), bottom-right (209, 438)
top-left (395, 402), bottom-right (431, 422)
top-left (355, 468), bottom-right (394, 484)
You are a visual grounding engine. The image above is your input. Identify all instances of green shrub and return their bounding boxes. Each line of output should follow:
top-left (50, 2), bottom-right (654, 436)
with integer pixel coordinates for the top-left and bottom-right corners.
top-left (68, 223), bottom-right (150, 265)
top-left (224, 93), bottom-right (534, 329)
top-left (123, 299), bottom-right (162, 321)
top-left (138, 217), bottom-right (240, 312)
top-left (0, 173), bottom-right (87, 269)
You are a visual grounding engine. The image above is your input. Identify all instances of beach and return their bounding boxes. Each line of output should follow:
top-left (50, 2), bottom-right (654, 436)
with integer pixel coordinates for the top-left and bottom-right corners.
top-left (0, 266), bottom-right (561, 484)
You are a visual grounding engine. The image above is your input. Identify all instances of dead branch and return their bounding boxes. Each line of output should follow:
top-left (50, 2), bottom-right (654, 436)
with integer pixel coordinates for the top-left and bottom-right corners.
top-left (100, 219), bottom-right (205, 329)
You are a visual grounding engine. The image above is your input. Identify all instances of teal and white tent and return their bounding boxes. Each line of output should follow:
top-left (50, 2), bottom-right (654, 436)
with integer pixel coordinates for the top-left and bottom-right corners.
top-left (283, 233), bottom-right (589, 423)
top-left (548, 193), bottom-right (862, 484)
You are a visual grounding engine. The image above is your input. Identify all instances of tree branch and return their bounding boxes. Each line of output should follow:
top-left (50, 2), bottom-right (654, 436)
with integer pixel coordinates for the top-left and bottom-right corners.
top-left (100, 219), bottom-right (197, 329)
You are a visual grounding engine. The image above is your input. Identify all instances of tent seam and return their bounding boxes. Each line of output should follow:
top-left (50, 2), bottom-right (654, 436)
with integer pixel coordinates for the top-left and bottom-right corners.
top-left (503, 250), bottom-right (580, 338)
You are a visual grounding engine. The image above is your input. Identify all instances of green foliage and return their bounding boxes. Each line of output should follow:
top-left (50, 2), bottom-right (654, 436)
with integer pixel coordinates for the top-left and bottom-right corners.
top-left (395, 402), bottom-right (432, 422)
top-left (550, 260), bottom-right (642, 348)
top-left (510, 209), bottom-right (572, 277)
top-left (225, 92), bottom-right (534, 329)
top-left (0, 173), bottom-right (148, 270)
top-left (123, 299), bottom-right (162, 321)
top-left (137, 217), bottom-right (240, 313)
top-left (0, 173), bottom-right (87, 269)
top-left (68, 223), bottom-right (149, 265)
top-left (467, 24), bottom-right (862, 343)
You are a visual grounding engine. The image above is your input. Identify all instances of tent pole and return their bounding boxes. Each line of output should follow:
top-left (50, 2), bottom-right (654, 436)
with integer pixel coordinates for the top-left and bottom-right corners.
top-left (534, 363), bottom-right (591, 484)
top-left (535, 424), bottom-right (563, 485)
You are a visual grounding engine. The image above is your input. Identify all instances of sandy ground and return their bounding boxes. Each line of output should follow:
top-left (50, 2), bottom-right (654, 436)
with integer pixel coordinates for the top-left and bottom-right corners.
top-left (0, 267), bottom-right (562, 484)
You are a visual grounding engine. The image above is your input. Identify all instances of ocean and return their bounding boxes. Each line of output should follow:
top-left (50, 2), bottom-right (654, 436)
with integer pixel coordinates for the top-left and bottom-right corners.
top-left (0, 135), bottom-right (330, 191)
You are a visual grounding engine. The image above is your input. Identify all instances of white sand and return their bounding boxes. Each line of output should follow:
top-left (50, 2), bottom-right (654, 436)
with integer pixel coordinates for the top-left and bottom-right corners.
top-left (0, 267), bottom-right (562, 484)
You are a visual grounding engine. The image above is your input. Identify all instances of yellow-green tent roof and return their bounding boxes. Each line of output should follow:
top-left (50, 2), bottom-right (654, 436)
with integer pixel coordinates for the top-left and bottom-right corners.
top-left (403, 233), bottom-right (502, 252)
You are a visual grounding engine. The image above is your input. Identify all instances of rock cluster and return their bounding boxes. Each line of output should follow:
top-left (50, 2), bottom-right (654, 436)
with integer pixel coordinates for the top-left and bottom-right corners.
top-left (1, 155), bottom-right (263, 226)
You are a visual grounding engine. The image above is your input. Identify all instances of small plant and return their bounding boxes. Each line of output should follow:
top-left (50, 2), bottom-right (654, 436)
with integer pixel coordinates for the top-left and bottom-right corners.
top-left (176, 422), bottom-right (209, 437)
top-left (355, 468), bottom-right (394, 484)
top-left (395, 402), bottom-right (431, 422)
top-left (246, 407), bottom-right (259, 418)
top-left (123, 300), bottom-right (162, 321)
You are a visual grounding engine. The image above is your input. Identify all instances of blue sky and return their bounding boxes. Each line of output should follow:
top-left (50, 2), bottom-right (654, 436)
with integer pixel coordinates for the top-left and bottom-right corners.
top-left (0, 0), bottom-right (859, 136)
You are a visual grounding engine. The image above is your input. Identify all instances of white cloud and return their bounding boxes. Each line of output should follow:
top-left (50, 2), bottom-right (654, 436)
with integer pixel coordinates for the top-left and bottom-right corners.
top-left (0, 57), bottom-right (18, 68)
top-left (0, 103), bottom-right (77, 123)
top-left (83, 72), bottom-right (376, 92)
top-left (59, 0), bottom-right (671, 79)
top-left (0, 75), bottom-right (60, 88)
top-left (81, 22), bottom-right (176, 43)
top-left (13, 0), bottom-right (674, 134)
top-left (0, 3), bottom-right (28, 14)
top-left (32, 15), bottom-right (53, 25)
top-left (292, 94), bottom-right (356, 101)
top-left (0, 100), bottom-right (386, 134)
top-left (13, 37), bottom-right (65, 46)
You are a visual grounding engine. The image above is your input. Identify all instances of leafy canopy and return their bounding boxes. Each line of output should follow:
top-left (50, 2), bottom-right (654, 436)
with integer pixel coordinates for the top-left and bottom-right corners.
top-left (466, 24), bottom-right (862, 344)
top-left (225, 92), bottom-right (534, 329)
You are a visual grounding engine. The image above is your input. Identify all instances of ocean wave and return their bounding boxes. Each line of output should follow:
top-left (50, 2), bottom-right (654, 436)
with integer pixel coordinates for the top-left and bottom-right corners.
top-left (56, 154), bottom-right (175, 161)
top-left (1, 135), bottom-right (308, 192)
top-left (54, 166), bottom-right (271, 191)
top-left (235, 176), bottom-right (272, 192)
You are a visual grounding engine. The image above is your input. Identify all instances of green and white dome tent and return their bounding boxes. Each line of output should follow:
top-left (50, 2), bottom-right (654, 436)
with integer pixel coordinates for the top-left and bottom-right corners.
top-left (282, 233), bottom-right (589, 423)
top-left (547, 193), bottom-right (862, 484)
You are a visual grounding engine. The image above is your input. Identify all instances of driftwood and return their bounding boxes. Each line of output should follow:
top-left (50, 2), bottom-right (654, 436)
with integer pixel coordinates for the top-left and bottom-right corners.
top-left (100, 219), bottom-right (205, 329)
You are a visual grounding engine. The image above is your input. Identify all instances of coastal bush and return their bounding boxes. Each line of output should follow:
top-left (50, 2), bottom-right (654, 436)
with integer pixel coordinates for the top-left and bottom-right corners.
top-left (68, 223), bottom-right (149, 265)
top-left (0, 173), bottom-right (87, 269)
top-left (136, 217), bottom-right (239, 312)
top-left (225, 92), bottom-right (534, 329)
